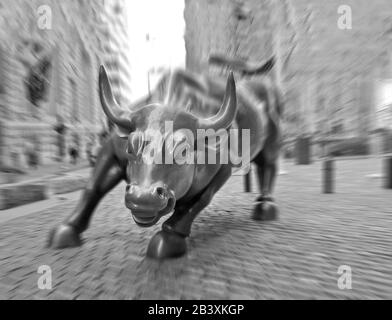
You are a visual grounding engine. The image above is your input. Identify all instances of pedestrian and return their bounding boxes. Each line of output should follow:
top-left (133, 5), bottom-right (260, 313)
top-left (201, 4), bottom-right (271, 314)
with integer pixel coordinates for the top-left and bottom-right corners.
top-left (86, 141), bottom-right (99, 167)
top-left (68, 141), bottom-right (79, 165)
top-left (24, 141), bottom-right (38, 169)
top-left (90, 140), bottom-right (103, 167)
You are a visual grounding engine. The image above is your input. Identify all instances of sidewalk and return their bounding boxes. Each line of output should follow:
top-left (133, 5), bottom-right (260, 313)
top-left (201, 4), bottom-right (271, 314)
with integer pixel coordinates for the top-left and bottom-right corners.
top-left (1, 160), bottom-right (90, 184)
top-left (0, 161), bottom-right (92, 210)
top-left (0, 158), bottom-right (391, 299)
top-left (1, 155), bottom-right (389, 211)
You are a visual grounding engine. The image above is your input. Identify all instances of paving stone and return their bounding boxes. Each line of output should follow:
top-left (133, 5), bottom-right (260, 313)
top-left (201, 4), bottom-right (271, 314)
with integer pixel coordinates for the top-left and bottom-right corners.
top-left (0, 159), bottom-right (391, 299)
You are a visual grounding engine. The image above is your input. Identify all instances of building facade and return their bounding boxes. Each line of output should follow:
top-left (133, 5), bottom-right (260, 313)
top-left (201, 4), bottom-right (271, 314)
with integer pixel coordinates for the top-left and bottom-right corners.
top-left (184, 0), bottom-right (392, 155)
top-left (0, 0), bottom-right (132, 168)
top-left (101, 0), bottom-right (132, 106)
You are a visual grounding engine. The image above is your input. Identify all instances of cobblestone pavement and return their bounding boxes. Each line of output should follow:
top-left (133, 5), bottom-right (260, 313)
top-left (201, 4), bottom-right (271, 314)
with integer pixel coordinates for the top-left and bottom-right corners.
top-left (4, 161), bottom-right (90, 183)
top-left (1, 158), bottom-right (392, 300)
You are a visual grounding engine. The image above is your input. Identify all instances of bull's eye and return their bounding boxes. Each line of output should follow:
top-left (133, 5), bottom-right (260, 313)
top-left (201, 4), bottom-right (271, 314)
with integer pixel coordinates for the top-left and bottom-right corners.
top-left (128, 131), bottom-right (145, 156)
top-left (125, 137), bottom-right (138, 161)
top-left (126, 141), bottom-right (134, 154)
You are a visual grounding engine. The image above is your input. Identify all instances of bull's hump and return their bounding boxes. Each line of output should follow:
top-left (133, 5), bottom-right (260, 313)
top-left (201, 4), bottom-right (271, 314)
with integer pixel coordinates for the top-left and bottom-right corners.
top-left (235, 81), bottom-right (270, 160)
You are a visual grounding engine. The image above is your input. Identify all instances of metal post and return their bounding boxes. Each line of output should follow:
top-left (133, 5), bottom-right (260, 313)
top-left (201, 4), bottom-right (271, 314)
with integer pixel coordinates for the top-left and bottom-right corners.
top-left (244, 171), bottom-right (251, 193)
top-left (233, 3), bottom-right (252, 193)
top-left (323, 157), bottom-right (334, 194)
top-left (296, 136), bottom-right (311, 165)
top-left (384, 156), bottom-right (392, 189)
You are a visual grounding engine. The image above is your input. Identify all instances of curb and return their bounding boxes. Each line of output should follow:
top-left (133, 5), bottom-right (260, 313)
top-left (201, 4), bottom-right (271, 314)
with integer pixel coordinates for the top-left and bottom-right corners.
top-left (0, 171), bottom-right (90, 210)
top-left (0, 182), bottom-right (48, 210)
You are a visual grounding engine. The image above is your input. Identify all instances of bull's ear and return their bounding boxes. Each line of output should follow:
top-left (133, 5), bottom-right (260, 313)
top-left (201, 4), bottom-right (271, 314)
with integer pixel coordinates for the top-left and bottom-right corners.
top-left (114, 127), bottom-right (130, 139)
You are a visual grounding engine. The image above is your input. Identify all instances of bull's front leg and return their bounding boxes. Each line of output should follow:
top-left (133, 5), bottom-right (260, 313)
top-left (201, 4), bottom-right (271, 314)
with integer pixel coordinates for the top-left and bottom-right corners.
top-left (146, 165), bottom-right (232, 259)
top-left (253, 156), bottom-right (279, 221)
top-left (48, 142), bottom-right (125, 249)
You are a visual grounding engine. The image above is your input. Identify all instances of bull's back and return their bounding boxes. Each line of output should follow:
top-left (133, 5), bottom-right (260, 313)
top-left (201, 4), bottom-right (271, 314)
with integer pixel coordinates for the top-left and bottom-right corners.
top-left (241, 78), bottom-right (282, 163)
top-left (203, 75), bottom-right (281, 163)
top-left (152, 69), bottom-right (281, 163)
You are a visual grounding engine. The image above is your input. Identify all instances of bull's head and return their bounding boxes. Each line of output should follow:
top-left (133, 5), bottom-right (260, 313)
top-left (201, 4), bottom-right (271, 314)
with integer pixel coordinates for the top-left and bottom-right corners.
top-left (99, 66), bottom-right (236, 227)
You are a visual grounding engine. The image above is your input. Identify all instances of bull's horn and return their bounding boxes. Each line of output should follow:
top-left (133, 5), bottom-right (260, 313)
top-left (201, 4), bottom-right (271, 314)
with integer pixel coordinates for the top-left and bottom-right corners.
top-left (198, 72), bottom-right (237, 130)
top-left (99, 65), bottom-right (133, 130)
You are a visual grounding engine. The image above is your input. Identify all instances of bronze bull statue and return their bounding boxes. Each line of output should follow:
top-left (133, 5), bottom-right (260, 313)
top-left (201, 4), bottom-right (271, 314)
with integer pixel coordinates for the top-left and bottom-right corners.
top-left (48, 56), bottom-right (283, 259)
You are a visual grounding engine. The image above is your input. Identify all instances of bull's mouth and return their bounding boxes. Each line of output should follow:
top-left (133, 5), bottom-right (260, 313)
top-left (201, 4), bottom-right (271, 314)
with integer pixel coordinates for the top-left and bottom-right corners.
top-left (132, 213), bottom-right (160, 228)
top-left (131, 197), bottom-right (176, 228)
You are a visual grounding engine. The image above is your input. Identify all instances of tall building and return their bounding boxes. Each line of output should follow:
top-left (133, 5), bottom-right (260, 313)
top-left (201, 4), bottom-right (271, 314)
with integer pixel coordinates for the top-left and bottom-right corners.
top-left (185, 0), bottom-right (275, 75)
top-left (0, 0), bottom-right (132, 168)
top-left (184, 0), bottom-right (392, 154)
top-left (101, 0), bottom-right (132, 106)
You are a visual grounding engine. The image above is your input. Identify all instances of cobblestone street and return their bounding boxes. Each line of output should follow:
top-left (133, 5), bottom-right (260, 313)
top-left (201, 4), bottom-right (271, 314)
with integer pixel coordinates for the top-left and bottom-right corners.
top-left (1, 158), bottom-right (392, 299)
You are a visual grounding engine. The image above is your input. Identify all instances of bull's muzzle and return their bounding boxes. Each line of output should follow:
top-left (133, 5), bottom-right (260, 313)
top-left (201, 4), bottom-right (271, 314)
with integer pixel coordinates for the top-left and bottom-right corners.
top-left (125, 183), bottom-right (175, 227)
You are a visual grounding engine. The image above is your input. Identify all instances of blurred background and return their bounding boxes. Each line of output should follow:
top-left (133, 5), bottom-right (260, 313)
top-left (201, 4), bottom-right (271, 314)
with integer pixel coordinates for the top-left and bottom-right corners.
top-left (0, 0), bottom-right (391, 175)
top-left (0, 0), bottom-right (186, 177)
top-left (1, 0), bottom-right (392, 300)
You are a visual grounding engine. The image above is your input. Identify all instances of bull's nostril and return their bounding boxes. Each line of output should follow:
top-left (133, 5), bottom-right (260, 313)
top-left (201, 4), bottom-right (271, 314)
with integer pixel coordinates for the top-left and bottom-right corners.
top-left (126, 185), bottom-right (130, 192)
top-left (155, 187), bottom-right (165, 199)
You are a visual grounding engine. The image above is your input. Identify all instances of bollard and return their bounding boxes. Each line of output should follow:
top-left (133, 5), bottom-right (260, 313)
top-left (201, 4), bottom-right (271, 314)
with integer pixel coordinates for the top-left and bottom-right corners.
top-left (384, 156), bottom-right (392, 189)
top-left (296, 137), bottom-right (312, 165)
top-left (244, 171), bottom-right (251, 192)
top-left (278, 153), bottom-right (288, 175)
top-left (323, 157), bottom-right (334, 194)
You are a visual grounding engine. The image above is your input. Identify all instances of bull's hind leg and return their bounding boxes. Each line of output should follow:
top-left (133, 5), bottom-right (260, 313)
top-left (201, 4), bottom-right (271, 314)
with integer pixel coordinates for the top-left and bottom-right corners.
top-left (147, 165), bottom-right (232, 259)
top-left (252, 151), bottom-right (279, 221)
top-left (48, 142), bottom-right (125, 249)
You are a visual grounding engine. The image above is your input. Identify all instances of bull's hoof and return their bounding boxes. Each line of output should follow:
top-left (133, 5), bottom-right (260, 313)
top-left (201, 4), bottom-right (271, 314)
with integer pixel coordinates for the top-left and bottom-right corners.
top-left (146, 230), bottom-right (187, 259)
top-left (252, 201), bottom-right (279, 221)
top-left (47, 224), bottom-right (82, 249)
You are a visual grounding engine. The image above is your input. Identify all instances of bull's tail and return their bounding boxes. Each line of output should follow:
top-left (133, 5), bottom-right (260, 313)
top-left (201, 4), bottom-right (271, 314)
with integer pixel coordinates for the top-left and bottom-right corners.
top-left (209, 54), bottom-right (275, 76)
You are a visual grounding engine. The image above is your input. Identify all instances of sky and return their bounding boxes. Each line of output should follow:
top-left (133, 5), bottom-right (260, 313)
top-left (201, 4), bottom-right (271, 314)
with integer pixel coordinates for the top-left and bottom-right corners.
top-left (125, 0), bottom-right (185, 99)
top-left (379, 81), bottom-right (392, 107)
